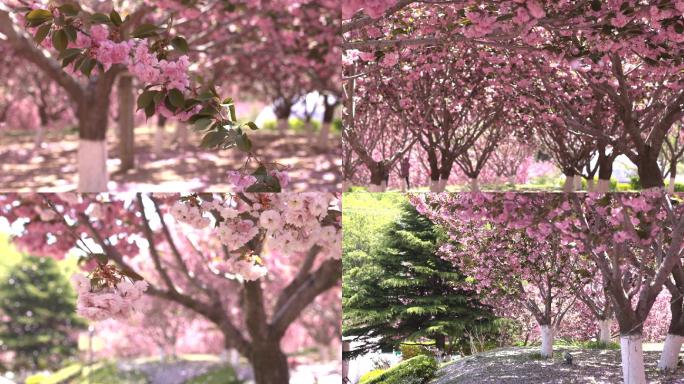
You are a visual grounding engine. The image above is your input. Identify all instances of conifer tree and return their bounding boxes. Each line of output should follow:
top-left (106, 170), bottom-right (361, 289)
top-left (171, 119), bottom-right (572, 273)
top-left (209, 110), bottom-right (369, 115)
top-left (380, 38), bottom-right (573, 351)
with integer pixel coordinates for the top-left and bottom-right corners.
top-left (343, 201), bottom-right (496, 358)
top-left (0, 255), bottom-right (86, 370)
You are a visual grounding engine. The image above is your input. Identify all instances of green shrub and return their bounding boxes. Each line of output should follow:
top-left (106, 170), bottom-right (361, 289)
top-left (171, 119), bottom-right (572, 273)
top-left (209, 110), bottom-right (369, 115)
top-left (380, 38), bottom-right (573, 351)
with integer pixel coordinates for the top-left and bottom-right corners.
top-left (400, 344), bottom-right (435, 360)
top-left (674, 182), bottom-right (684, 192)
top-left (629, 176), bottom-right (641, 190)
top-left (360, 355), bottom-right (437, 384)
top-left (582, 340), bottom-right (620, 350)
top-left (359, 369), bottom-right (386, 383)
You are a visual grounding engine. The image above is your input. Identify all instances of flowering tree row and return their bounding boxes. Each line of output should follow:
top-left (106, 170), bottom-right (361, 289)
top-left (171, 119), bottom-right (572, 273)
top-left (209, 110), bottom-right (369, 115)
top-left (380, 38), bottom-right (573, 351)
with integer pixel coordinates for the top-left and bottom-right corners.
top-left (342, 1), bottom-right (684, 191)
top-left (0, 0), bottom-right (340, 192)
top-left (0, 192), bottom-right (342, 384)
top-left (411, 191), bottom-right (684, 384)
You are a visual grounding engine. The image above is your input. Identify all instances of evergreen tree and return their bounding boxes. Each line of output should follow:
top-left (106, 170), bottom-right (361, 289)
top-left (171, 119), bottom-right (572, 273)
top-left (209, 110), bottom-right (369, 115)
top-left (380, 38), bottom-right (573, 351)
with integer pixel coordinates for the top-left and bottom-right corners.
top-left (0, 255), bottom-right (86, 371)
top-left (343, 201), bottom-right (496, 359)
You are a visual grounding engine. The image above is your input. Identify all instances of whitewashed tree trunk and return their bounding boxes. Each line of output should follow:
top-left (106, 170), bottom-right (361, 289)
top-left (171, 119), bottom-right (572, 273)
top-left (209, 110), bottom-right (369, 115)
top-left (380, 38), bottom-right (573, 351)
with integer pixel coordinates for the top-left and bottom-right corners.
top-left (368, 183), bottom-right (386, 192)
top-left (657, 334), bottom-right (683, 371)
top-left (668, 177), bottom-right (676, 193)
top-left (599, 319), bottom-right (612, 343)
top-left (154, 124), bottom-right (164, 155)
top-left (439, 178), bottom-right (448, 192)
top-left (78, 139), bottom-right (108, 192)
top-left (469, 178), bottom-right (480, 192)
top-left (573, 174), bottom-right (583, 190)
top-left (587, 178), bottom-right (595, 192)
top-left (34, 125), bottom-right (45, 151)
top-left (342, 180), bottom-right (352, 192)
top-left (540, 325), bottom-right (554, 358)
top-left (305, 121), bottom-right (315, 142)
top-left (342, 341), bottom-right (350, 381)
top-left (562, 176), bottom-right (575, 192)
top-left (429, 180), bottom-right (441, 192)
top-left (620, 334), bottom-right (647, 384)
top-left (597, 179), bottom-right (611, 193)
top-left (277, 118), bottom-right (289, 134)
top-left (318, 122), bottom-right (331, 148)
top-left (175, 124), bottom-right (188, 148)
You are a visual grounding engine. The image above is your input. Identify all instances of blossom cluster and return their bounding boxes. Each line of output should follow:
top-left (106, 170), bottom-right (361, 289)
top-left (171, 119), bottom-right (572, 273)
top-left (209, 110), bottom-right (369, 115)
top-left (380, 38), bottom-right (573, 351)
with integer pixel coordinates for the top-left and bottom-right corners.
top-left (169, 193), bottom-right (341, 281)
top-left (71, 272), bottom-right (149, 321)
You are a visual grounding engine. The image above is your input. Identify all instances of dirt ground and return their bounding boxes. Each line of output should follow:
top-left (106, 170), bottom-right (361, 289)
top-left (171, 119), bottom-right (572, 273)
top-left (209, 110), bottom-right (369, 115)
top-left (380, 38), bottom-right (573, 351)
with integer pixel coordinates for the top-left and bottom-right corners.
top-left (431, 346), bottom-right (684, 384)
top-left (0, 126), bottom-right (341, 192)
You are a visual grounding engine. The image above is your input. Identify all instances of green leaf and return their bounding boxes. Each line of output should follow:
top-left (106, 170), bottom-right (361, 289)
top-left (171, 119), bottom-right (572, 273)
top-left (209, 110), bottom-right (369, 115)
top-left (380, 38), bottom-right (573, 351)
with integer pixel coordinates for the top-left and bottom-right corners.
top-left (170, 36), bottom-right (188, 53)
top-left (51, 29), bottom-right (68, 52)
top-left (236, 134), bottom-right (252, 152)
top-left (132, 23), bottom-right (158, 38)
top-left (25, 9), bottom-right (52, 26)
top-left (245, 121), bottom-right (259, 130)
top-left (168, 89), bottom-right (185, 108)
top-left (109, 10), bottom-right (123, 26)
top-left (137, 90), bottom-right (154, 110)
top-left (90, 13), bottom-right (110, 24)
top-left (144, 102), bottom-right (156, 119)
top-left (79, 57), bottom-right (95, 76)
top-left (200, 130), bottom-right (226, 148)
top-left (58, 4), bottom-right (80, 16)
top-left (34, 24), bottom-right (51, 45)
top-left (61, 52), bottom-right (80, 68)
top-left (228, 104), bottom-right (237, 122)
top-left (63, 25), bottom-right (77, 42)
top-left (193, 117), bottom-right (213, 131)
top-left (58, 48), bottom-right (81, 60)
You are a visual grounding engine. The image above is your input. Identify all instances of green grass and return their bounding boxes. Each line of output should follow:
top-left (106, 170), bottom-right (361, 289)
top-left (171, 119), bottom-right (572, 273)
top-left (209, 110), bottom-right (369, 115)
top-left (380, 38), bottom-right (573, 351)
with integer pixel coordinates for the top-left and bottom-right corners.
top-left (25, 362), bottom-right (148, 384)
top-left (184, 365), bottom-right (242, 384)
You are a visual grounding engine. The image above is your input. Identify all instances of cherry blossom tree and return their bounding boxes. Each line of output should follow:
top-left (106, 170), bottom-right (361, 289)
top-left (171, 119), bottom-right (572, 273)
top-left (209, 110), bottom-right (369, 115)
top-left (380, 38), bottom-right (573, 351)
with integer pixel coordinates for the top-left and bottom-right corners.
top-left (415, 191), bottom-right (684, 384)
top-left (343, 1), bottom-right (684, 190)
top-left (0, 192), bottom-right (342, 384)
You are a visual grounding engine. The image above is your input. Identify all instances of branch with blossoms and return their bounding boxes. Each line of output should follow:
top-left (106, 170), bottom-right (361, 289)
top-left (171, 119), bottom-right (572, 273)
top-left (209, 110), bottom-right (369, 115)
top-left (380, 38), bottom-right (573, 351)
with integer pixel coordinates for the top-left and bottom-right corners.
top-left (10, 2), bottom-right (286, 191)
top-left (3, 192), bottom-right (342, 374)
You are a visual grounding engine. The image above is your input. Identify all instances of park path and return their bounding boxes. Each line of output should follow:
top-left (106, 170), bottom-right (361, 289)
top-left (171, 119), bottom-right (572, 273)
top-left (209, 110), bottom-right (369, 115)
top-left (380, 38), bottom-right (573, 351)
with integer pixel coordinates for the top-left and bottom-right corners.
top-left (430, 346), bottom-right (684, 384)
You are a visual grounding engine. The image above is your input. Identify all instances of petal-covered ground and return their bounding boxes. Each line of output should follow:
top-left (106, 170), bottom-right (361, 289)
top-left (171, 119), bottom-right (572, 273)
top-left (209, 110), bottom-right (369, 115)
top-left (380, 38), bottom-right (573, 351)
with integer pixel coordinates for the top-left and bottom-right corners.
top-left (431, 346), bottom-right (684, 384)
top-left (0, 127), bottom-right (341, 192)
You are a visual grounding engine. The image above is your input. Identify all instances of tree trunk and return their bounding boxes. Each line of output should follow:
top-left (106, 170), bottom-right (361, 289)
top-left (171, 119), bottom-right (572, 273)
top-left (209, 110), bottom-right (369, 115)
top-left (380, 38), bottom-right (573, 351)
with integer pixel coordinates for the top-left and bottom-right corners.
top-left (599, 318), bottom-right (612, 343)
top-left (277, 118), bottom-right (289, 135)
top-left (469, 178), bottom-right (480, 192)
top-left (154, 117), bottom-right (165, 156)
top-left (118, 74), bottom-right (135, 172)
top-left (429, 179), bottom-right (441, 192)
top-left (636, 149), bottom-right (664, 189)
top-left (304, 120), bottom-right (315, 142)
top-left (561, 171), bottom-right (575, 192)
top-left (317, 122), bottom-right (331, 148)
top-left (435, 334), bottom-right (446, 351)
top-left (540, 325), bottom-right (554, 358)
top-left (369, 163), bottom-right (387, 191)
top-left (657, 334), bottom-right (683, 371)
top-left (597, 179), bottom-right (611, 193)
top-left (319, 96), bottom-right (336, 148)
top-left (34, 124), bottom-right (45, 151)
top-left (77, 89), bottom-right (110, 192)
top-left (573, 174), bottom-right (583, 191)
top-left (620, 334), bottom-right (647, 384)
top-left (342, 341), bottom-right (350, 382)
top-left (342, 180), bottom-right (352, 192)
top-left (587, 178), bottom-right (595, 192)
top-left (251, 343), bottom-right (289, 384)
top-left (658, 290), bottom-right (684, 371)
top-left (174, 123), bottom-right (188, 148)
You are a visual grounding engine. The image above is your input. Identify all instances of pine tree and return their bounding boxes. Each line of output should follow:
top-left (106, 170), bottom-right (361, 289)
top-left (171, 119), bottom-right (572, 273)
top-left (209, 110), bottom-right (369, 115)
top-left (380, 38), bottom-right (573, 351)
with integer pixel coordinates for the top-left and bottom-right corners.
top-left (0, 255), bottom-right (86, 370)
top-left (343, 201), bottom-right (496, 359)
